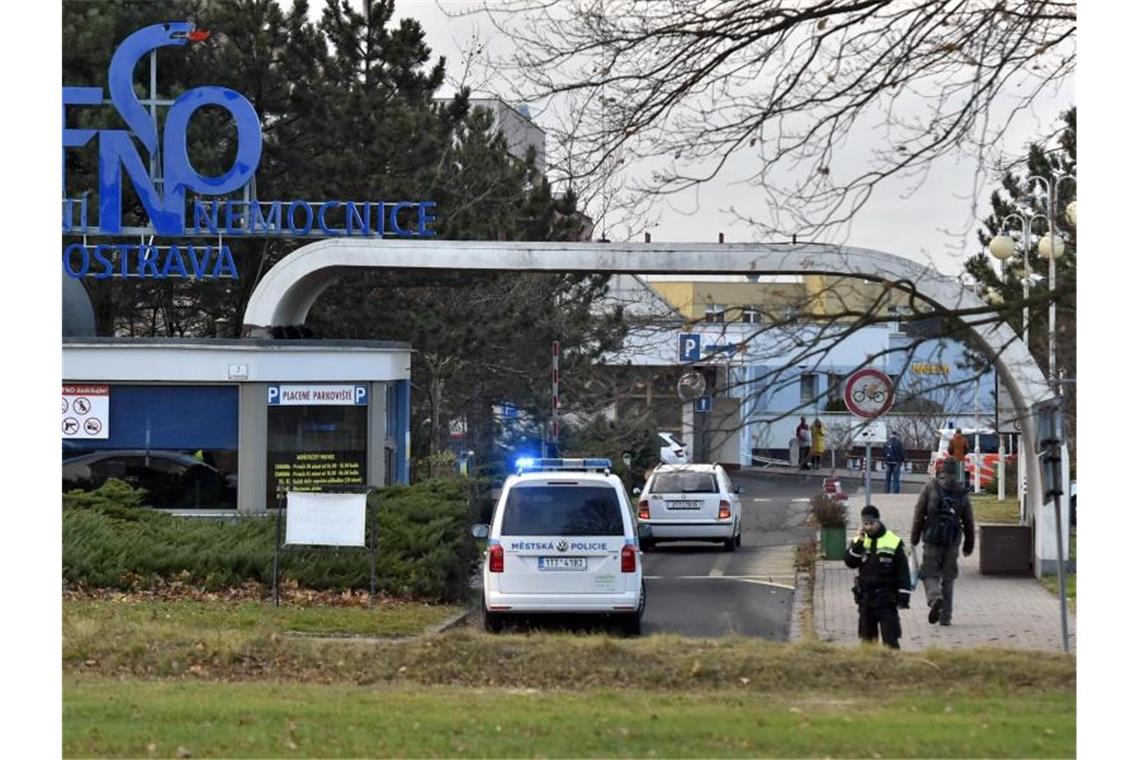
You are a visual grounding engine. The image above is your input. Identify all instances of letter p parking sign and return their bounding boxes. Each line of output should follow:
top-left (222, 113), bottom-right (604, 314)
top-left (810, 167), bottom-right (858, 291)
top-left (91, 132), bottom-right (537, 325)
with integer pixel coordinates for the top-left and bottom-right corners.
top-left (679, 333), bottom-right (701, 362)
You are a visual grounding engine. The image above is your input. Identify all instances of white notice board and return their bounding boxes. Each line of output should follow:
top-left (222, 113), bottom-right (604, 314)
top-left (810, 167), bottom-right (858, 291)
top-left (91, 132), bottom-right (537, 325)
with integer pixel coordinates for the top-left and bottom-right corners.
top-left (285, 492), bottom-right (367, 547)
top-left (853, 419), bottom-right (888, 444)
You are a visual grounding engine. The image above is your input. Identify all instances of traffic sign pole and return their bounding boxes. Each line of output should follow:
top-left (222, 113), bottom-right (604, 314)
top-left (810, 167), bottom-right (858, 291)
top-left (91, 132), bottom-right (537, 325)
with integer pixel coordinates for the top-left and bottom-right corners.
top-left (865, 442), bottom-right (872, 508)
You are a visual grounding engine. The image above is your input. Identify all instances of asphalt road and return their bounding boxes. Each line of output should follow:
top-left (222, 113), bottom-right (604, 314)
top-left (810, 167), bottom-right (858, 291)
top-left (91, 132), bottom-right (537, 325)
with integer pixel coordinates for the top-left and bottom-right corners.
top-left (640, 470), bottom-right (816, 640)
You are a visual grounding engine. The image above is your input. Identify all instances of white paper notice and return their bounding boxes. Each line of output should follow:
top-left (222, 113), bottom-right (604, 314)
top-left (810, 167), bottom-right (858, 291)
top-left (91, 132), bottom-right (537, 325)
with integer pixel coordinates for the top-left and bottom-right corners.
top-left (285, 492), bottom-right (367, 547)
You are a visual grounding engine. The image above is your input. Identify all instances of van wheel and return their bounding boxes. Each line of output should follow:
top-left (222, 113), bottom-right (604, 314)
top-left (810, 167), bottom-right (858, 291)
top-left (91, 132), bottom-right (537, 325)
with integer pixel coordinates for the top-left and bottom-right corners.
top-left (483, 602), bottom-right (505, 633)
top-left (620, 581), bottom-right (646, 637)
top-left (622, 612), bottom-right (642, 636)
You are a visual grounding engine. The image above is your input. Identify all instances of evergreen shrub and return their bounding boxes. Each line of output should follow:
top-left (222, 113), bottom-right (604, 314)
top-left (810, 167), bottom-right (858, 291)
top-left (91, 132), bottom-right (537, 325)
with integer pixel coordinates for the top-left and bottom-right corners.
top-left (63, 478), bottom-right (479, 602)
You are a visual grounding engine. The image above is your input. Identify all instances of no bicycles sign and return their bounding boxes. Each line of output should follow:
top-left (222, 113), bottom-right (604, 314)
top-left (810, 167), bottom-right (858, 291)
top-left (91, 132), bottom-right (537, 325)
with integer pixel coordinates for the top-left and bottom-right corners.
top-left (844, 368), bottom-right (894, 419)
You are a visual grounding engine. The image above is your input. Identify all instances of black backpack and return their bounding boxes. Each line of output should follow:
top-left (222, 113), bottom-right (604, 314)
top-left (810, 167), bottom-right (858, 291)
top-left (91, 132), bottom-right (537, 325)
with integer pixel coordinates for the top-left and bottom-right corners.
top-left (924, 486), bottom-right (963, 546)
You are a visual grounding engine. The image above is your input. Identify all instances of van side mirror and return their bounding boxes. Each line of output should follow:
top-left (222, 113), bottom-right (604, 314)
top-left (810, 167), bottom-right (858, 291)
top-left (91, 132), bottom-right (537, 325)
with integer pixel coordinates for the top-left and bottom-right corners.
top-left (471, 524), bottom-right (489, 539)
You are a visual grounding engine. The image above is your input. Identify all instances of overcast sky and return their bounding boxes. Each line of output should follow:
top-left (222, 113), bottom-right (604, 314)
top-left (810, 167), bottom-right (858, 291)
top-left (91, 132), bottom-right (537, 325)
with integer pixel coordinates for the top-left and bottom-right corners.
top-left (388, 0), bottom-right (1075, 276)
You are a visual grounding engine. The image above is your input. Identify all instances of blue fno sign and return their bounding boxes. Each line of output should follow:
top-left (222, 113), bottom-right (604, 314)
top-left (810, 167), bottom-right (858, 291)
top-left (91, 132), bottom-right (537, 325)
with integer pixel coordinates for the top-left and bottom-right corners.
top-left (62, 22), bottom-right (438, 281)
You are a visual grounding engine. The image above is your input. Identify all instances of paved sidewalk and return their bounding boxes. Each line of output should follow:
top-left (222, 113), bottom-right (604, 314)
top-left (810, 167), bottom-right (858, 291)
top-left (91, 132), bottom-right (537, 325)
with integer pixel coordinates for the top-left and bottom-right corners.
top-left (807, 493), bottom-right (1076, 652)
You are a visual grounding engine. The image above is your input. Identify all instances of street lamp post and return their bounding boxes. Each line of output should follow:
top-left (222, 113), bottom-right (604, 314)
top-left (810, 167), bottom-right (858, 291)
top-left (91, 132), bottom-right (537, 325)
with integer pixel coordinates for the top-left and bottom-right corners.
top-left (988, 212), bottom-right (1048, 509)
top-left (1027, 174), bottom-right (1077, 393)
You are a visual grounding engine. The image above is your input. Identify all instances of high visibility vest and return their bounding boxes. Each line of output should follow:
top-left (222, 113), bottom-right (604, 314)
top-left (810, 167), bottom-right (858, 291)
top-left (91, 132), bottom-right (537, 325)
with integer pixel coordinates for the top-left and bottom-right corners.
top-left (862, 529), bottom-right (902, 557)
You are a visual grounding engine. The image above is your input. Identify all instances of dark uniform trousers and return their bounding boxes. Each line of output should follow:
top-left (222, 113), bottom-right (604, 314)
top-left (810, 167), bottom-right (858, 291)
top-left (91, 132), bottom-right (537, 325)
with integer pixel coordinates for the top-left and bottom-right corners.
top-left (858, 591), bottom-right (902, 648)
top-left (846, 529), bottom-right (910, 650)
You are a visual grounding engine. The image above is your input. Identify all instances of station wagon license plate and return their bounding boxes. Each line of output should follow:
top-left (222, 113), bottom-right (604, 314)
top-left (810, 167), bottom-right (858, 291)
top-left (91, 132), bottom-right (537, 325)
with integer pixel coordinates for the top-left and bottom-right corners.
top-left (538, 556), bottom-right (587, 571)
top-left (666, 500), bottom-right (701, 510)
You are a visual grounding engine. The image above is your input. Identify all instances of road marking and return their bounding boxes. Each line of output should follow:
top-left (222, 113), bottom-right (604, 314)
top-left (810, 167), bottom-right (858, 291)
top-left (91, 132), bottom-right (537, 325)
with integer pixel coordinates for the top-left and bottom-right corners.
top-left (732, 578), bottom-right (797, 591)
top-left (752, 497), bottom-right (772, 502)
top-left (708, 552), bottom-right (732, 577)
top-left (791, 497), bottom-right (811, 502)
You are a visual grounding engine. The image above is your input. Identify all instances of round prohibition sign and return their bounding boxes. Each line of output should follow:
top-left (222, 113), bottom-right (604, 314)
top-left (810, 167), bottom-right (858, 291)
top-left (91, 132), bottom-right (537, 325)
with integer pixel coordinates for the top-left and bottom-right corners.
top-left (63, 417), bottom-right (80, 435)
top-left (84, 418), bottom-right (103, 435)
top-left (73, 397), bottom-right (92, 415)
top-left (843, 368), bottom-right (895, 419)
top-left (62, 398), bottom-right (69, 414)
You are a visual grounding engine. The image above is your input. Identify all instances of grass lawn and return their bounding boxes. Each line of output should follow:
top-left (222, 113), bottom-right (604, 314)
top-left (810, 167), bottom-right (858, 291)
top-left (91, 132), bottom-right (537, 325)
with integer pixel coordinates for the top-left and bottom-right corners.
top-left (971, 494), bottom-right (1021, 524)
top-left (63, 676), bottom-right (1075, 758)
top-left (62, 597), bottom-right (1075, 757)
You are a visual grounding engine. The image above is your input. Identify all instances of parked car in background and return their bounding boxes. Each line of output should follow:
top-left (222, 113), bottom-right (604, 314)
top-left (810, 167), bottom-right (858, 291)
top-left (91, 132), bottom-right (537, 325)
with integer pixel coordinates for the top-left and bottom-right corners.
top-left (657, 432), bottom-right (691, 464)
top-left (636, 463), bottom-right (742, 551)
top-left (62, 450), bottom-right (237, 509)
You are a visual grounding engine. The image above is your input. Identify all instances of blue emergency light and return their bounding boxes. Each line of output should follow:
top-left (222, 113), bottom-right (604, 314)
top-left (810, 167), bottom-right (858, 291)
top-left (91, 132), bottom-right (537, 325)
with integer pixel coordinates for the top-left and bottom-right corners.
top-left (515, 457), bottom-right (612, 473)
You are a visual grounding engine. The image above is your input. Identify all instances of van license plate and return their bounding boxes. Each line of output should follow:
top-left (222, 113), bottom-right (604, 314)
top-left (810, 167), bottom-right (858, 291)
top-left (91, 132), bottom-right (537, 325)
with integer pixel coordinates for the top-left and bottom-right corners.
top-left (538, 557), bottom-right (586, 571)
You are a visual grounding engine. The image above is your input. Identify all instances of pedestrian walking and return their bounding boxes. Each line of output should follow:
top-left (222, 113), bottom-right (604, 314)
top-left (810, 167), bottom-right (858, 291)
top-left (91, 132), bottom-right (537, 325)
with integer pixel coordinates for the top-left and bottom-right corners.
top-left (796, 416), bottom-right (811, 470)
top-left (911, 464), bottom-right (975, 626)
top-left (844, 505), bottom-right (912, 649)
top-left (884, 431), bottom-right (905, 494)
top-left (949, 427), bottom-right (969, 486)
top-left (810, 418), bottom-right (826, 470)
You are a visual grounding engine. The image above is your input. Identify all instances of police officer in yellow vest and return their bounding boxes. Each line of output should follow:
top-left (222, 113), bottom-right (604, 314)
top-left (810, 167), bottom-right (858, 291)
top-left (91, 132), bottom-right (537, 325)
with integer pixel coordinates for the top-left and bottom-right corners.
top-left (844, 505), bottom-right (912, 648)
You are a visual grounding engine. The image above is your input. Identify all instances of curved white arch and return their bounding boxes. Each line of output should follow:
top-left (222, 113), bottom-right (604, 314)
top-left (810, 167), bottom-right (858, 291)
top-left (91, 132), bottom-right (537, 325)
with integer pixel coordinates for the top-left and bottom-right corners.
top-left (242, 238), bottom-right (1058, 566)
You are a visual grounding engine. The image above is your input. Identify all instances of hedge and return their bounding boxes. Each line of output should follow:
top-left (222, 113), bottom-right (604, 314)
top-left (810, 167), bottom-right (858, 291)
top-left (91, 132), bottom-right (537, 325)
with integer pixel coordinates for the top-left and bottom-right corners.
top-left (62, 478), bottom-right (480, 603)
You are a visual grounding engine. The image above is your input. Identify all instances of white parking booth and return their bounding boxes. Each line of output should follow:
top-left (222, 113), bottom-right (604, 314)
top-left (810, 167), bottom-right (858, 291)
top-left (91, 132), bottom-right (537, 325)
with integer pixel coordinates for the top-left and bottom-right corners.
top-left (62, 337), bottom-right (412, 514)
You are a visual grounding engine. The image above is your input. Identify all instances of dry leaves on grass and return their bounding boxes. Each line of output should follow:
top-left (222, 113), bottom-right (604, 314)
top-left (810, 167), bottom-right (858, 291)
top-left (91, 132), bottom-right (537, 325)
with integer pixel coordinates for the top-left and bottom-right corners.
top-left (64, 576), bottom-right (415, 608)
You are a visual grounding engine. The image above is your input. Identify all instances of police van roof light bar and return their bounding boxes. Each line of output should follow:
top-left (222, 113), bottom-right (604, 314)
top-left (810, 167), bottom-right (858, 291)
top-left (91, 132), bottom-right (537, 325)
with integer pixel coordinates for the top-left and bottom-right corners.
top-left (515, 457), bottom-right (612, 474)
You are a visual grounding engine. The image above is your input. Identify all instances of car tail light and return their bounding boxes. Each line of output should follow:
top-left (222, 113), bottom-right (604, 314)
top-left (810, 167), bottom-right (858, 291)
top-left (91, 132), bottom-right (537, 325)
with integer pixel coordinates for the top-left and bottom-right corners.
top-left (621, 544), bottom-right (636, 573)
top-left (638, 500), bottom-right (650, 520)
top-left (718, 500), bottom-right (731, 519)
top-left (489, 544), bottom-right (504, 573)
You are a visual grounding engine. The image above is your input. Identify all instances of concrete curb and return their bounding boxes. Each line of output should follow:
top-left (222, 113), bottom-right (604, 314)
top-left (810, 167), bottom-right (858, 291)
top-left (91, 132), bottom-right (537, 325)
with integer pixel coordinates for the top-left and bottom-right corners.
top-left (429, 605), bottom-right (477, 634)
top-left (788, 568), bottom-right (812, 643)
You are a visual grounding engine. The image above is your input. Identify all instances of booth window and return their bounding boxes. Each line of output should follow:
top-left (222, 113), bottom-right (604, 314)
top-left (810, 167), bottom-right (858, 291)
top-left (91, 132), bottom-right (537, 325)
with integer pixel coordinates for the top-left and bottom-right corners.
top-left (61, 385), bottom-right (239, 510)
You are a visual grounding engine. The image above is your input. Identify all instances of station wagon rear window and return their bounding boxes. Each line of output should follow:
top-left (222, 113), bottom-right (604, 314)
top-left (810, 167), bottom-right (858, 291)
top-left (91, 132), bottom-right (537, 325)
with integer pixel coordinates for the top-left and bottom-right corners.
top-left (501, 484), bottom-right (625, 536)
top-left (650, 472), bottom-right (717, 494)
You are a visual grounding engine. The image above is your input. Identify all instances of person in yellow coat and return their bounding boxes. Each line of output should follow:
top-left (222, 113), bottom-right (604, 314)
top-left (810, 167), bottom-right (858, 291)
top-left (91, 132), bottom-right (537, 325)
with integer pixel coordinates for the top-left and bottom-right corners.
top-left (810, 418), bottom-right (826, 470)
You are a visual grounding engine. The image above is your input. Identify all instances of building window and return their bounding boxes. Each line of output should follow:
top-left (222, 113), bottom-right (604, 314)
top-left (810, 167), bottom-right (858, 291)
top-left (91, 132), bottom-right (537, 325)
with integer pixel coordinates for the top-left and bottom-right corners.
top-left (742, 307), bottom-right (761, 324)
top-left (61, 385), bottom-right (239, 510)
top-left (800, 373), bottom-right (817, 406)
top-left (704, 303), bottom-right (726, 323)
top-left (828, 373), bottom-right (843, 404)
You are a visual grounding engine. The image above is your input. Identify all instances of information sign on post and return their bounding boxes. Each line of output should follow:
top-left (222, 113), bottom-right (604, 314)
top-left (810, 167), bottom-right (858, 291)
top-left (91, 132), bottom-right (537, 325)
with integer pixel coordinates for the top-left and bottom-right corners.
top-left (844, 369), bottom-right (895, 506)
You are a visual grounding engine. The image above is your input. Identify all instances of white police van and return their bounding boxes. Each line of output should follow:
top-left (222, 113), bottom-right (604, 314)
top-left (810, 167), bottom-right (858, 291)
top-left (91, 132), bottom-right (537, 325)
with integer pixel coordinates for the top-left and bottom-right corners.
top-left (472, 458), bottom-right (647, 635)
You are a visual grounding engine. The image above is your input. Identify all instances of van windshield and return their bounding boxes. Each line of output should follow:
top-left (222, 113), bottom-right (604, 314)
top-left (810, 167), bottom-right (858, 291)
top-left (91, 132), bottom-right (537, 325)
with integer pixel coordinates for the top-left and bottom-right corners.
top-left (501, 484), bottom-right (624, 536)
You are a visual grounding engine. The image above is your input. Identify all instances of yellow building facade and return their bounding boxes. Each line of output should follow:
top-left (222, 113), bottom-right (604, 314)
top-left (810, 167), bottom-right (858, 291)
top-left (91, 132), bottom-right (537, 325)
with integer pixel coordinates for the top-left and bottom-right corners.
top-left (650, 275), bottom-right (915, 323)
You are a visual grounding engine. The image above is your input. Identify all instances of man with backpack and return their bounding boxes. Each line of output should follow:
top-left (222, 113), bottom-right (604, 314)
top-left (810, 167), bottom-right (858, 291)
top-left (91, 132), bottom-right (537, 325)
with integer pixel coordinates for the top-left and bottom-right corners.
top-left (911, 464), bottom-right (975, 626)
